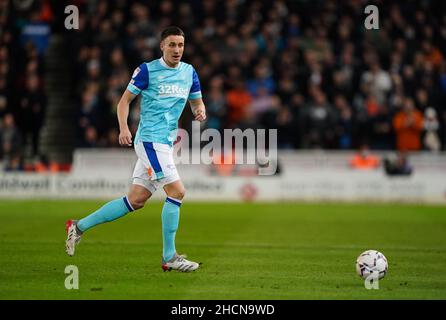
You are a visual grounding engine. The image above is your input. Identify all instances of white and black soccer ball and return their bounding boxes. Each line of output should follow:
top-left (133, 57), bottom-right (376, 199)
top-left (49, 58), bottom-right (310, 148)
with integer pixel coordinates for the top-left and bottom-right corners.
top-left (356, 250), bottom-right (388, 280)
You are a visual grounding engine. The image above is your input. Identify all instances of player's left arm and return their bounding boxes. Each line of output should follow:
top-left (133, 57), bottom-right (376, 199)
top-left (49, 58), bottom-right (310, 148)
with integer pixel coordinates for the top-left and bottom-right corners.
top-left (188, 67), bottom-right (206, 122)
top-left (189, 98), bottom-right (206, 122)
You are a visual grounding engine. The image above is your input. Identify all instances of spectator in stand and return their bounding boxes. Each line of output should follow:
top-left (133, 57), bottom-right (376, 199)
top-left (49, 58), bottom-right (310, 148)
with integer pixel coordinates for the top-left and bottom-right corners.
top-left (204, 76), bottom-right (226, 131)
top-left (393, 98), bottom-right (424, 151)
top-left (1, 113), bottom-right (23, 171)
top-left (333, 95), bottom-right (353, 149)
top-left (423, 107), bottom-right (441, 152)
top-left (370, 103), bottom-right (393, 150)
top-left (249, 87), bottom-right (275, 124)
top-left (384, 152), bottom-right (413, 176)
top-left (226, 80), bottom-right (252, 128)
top-left (246, 62), bottom-right (276, 97)
top-left (18, 73), bottom-right (46, 159)
top-left (78, 82), bottom-right (103, 141)
top-left (421, 41), bottom-right (444, 71)
top-left (81, 126), bottom-right (99, 148)
top-left (300, 89), bottom-right (337, 149)
top-left (274, 104), bottom-right (295, 149)
top-left (0, 74), bottom-right (9, 119)
top-left (349, 144), bottom-right (380, 170)
top-left (360, 61), bottom-right (392, 106)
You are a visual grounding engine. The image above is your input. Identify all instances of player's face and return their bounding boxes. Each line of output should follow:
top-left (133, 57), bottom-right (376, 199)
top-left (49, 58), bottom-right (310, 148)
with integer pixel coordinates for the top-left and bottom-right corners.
top-left (161, 35), bottom-right (184, 67)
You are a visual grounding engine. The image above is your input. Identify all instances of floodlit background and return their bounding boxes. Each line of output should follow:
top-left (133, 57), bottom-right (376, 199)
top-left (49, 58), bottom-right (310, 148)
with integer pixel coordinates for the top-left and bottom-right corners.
top-left (0, 0), bottom-right (445, 299)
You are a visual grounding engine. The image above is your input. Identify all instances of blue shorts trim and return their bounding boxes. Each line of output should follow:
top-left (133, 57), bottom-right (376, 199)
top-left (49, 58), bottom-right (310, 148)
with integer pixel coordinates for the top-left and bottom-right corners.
top-left (143, 142), bottom-right (164, 179)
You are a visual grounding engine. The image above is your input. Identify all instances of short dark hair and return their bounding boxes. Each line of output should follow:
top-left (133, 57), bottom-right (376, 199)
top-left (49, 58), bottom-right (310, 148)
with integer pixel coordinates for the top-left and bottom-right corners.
top-left (160, 26), bottom-right (185, 41)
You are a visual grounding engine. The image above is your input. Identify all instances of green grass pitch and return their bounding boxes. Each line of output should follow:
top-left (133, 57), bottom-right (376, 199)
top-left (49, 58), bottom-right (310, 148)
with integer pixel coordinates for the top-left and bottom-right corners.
top-left (0, 200), bottom-right (445, 299)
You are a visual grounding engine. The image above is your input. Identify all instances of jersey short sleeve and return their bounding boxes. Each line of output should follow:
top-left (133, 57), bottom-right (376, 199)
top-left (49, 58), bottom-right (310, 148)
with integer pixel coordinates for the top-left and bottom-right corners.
top-left (127, 63), bottom-right (149, 95)
top-left (188, 67), bottom-right (202, 100)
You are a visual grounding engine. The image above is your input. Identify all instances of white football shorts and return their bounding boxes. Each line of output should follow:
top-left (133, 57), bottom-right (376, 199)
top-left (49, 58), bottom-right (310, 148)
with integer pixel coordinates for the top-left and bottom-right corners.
top-left (132, 141), bottom-right (180, 194)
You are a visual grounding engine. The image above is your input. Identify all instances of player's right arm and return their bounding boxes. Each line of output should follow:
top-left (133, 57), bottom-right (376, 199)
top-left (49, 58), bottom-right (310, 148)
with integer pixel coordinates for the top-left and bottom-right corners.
top-left (117, 90), bottom-right (136, 146)
top-left (118, 63), bottom-right (149, 146)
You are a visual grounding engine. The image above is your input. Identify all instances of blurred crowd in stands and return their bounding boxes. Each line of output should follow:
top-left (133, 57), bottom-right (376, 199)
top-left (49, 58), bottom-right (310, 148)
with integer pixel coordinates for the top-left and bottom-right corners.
top-left (0, 0), bottom-right (51, 170)
top-left (1, 0), bottom-right (446, 171)
top-left (66, 0), bottom-right (446, 152)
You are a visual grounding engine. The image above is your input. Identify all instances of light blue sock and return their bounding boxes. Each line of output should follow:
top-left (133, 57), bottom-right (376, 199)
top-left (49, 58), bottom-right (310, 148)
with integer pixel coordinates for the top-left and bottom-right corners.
top-left (77, 196), bottom-right (134, 232)
top-left (162, 197), bottom-right (182, 262)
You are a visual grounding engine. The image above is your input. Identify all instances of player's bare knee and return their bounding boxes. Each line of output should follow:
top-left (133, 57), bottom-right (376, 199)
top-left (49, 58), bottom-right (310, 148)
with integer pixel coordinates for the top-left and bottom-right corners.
top-left (168, 187), bottom-right (185, 200)
top-left (130, 200), bottom-right (145, 210)
top-left (127, 194), bottom-right (147, 210)
top-left (127, 184), bottom-right (152, 210)
top-left (177, 188), bottom-right (185, 200)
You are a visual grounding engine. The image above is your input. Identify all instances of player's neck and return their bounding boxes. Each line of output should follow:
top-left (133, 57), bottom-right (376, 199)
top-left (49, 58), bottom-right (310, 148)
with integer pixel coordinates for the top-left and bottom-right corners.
top-left (161, 56), bottom-right (180, 69)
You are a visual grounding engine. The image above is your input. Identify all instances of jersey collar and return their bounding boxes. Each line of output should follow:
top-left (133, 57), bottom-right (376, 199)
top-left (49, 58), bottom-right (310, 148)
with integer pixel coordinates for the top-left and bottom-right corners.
top-left (160, 57), bottom-right (181, 69)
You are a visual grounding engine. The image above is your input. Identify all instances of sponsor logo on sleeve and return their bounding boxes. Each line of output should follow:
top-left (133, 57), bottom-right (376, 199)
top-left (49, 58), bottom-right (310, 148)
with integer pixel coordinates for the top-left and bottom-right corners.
top-left (132, 67), bottom-right (141, 79)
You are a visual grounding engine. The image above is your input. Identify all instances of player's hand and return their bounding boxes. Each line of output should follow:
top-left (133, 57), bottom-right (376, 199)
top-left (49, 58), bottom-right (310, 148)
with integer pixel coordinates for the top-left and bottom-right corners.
top-left (119, 127), bottom-right (132, 146)
top-left (194, 109), bottom-right (206, 122)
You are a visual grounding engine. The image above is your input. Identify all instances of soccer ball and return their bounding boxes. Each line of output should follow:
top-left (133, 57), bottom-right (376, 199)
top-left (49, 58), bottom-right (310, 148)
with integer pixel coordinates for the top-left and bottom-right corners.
top-left (356, 250), bottom-right (388, 280)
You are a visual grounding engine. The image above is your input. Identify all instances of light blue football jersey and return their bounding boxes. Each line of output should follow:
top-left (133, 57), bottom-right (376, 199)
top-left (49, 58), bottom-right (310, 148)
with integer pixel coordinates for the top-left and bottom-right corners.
top-left (126, 57), bottom-right (202, 146)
